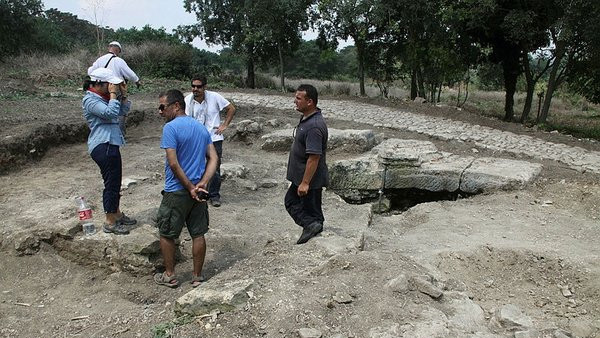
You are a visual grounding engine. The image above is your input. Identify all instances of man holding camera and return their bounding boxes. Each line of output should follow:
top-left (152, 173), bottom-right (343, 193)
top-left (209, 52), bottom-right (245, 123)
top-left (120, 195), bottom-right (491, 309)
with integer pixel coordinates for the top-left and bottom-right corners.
top-left (154, 89), bottom-right (218, 288)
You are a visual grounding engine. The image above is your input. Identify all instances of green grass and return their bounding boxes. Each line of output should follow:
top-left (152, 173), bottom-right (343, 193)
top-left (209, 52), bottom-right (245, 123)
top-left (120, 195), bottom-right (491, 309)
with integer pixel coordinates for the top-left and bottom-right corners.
top-left (151, 315), bottom-right (196, 338)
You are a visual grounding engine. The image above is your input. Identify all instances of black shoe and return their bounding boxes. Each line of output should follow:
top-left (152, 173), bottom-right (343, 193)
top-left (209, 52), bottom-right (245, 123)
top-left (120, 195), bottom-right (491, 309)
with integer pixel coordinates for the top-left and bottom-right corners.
top-left (296, 222), bottom-right (323, 244)
top-left (103, 223), bottom-right (130, 235)
top-left (210, 198), bottom-right (221, 207)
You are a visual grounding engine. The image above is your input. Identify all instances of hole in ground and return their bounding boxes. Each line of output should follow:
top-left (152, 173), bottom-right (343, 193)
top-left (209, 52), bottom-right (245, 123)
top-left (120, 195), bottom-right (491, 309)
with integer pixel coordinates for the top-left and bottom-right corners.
top-left (334, 188), bottom-right (475, 212)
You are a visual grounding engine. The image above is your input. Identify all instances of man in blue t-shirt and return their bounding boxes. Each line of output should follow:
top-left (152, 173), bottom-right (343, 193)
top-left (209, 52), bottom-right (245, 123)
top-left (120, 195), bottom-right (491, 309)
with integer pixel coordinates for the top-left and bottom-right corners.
top-left (153, 89), bottom-right (218, 288)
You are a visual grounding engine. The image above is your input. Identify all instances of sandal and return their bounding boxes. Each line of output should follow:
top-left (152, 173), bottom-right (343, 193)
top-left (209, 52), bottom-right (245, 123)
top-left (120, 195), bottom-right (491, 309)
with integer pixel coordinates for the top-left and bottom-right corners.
top-left (154, 272), bottom-right (179, 288)
top-left (190, 275), bottom-right (205, 288)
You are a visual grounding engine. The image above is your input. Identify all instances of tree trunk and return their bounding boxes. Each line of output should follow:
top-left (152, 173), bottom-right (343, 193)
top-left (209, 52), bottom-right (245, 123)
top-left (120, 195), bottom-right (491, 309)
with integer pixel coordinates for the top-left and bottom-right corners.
top-left (410, 69), bottom-right (418, 100)
top-left (437, 82), bottom-right (442, 103)
top-left (521, 53), bottom-right (534, 123)
top-left (246, 57), bottom-right (255, 89)
top-left (502, 60), bottom-right (519, 122)
top-left (539, 44), bottom-right (565, 124)
top-left (356, 40), bottom-right (366, 96)
top-left (278, 42), bottom-right (285, 92)
top-left (417, 67), bottom-right (426, 99)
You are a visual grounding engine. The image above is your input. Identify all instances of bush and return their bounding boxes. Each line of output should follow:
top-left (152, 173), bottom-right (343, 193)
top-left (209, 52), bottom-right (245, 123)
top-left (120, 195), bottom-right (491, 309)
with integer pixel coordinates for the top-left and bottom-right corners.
top-left (124, 41), bottom-right (195, 79)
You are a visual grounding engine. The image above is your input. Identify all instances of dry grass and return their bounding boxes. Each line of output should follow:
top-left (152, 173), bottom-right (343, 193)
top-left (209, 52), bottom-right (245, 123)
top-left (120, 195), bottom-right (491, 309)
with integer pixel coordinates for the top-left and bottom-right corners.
top-left (267, 75), bottom-right (409, 98)
top-left (0, 50), bottom-right (93, 83)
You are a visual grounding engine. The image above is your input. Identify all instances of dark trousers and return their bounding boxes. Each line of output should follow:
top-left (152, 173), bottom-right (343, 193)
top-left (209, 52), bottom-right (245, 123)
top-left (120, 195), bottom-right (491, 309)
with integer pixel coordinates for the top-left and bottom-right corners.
top-left (208, 140), bottom-right (223, 200)
top-left (91, 143), bottom-right (121, 214)
top-left (284, 184), bottom-right (324, 228)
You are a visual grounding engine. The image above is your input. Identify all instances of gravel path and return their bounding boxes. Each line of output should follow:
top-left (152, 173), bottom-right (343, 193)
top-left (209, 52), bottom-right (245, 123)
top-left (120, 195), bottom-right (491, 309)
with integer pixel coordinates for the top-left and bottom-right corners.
top-left (229, 92), bottom-right (600, 174)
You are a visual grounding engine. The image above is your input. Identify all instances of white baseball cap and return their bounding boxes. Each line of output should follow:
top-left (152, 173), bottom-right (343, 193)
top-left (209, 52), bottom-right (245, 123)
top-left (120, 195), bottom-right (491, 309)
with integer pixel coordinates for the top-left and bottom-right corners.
top-left (108, 41), bottom-right (122, 52)
top-left (89, 68), bottom-right (123, 84)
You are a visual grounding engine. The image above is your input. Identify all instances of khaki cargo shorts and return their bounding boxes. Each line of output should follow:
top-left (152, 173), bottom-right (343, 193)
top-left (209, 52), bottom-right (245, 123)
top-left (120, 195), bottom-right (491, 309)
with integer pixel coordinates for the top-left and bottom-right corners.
top-left (156, 189), bottom-right (209, 239)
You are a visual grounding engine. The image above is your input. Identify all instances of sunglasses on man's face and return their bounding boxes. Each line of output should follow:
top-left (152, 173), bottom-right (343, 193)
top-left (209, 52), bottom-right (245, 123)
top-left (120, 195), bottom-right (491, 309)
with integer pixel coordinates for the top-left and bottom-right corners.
top-left (158, 102), bottom-right (174, 111)
top-left (191, 84), bottom-right (205, 89)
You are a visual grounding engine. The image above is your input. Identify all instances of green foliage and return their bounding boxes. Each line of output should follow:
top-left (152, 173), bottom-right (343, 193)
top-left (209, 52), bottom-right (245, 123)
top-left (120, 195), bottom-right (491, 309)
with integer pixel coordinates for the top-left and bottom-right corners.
top-left (151, 315), bottom-right (195, 338)
top-left (474, 62), bottom-right (504, 91)
top-left (124, 41), bottom-right (195, 79)
top-left (180, 0), bottom-right (312, 88)
top-left (0, 0), bottom-right (44, 59)
top-left (110, 25), bottom-right (181, 46)
top-left (44, 8), bottom-right (102, 49)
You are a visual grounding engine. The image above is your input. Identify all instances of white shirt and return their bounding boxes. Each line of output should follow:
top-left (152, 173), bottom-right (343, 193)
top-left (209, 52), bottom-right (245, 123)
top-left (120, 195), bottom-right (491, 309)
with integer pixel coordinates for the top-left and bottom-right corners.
top-left (184, 91), bottom-right (231, 142)
top-left (88, 53), bottom-right (140, 83)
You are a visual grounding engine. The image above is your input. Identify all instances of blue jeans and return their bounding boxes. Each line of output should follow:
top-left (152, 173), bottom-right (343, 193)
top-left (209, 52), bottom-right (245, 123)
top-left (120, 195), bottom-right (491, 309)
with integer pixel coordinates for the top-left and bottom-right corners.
top-left (208, 140), bottom-right (223, 200)
top-left (91, 143), bottom-right (121, 214)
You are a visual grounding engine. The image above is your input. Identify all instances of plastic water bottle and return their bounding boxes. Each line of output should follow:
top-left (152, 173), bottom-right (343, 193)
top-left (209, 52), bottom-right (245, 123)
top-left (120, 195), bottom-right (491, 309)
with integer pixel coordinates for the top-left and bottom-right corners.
top-left (76, 196), bottom-right (96, 236)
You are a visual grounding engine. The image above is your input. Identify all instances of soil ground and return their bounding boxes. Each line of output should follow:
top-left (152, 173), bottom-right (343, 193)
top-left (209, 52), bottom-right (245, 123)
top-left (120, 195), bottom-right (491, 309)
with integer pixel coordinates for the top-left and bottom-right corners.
top-left (1, 90), bottom-right (600, 337)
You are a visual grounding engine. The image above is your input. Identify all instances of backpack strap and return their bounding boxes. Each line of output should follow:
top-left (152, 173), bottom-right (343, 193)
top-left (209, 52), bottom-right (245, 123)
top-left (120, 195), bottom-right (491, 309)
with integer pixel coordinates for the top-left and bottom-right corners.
top-left (104, 54), bottom-right (117, 68)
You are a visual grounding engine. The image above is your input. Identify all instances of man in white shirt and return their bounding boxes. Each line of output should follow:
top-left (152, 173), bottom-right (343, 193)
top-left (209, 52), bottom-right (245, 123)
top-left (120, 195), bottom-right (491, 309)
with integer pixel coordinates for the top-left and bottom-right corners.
top-left (88, 41), bottom-right (141, 88)
top-left (88, 41), bottom-right (141, 136)
top-left (184, 75), bottom-right (236, 207)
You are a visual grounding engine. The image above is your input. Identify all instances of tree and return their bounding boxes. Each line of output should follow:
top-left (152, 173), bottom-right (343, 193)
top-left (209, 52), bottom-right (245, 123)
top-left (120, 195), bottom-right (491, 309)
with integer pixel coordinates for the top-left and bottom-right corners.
top-left (538, 0), bottom-right (600, 123)
top-left (0, 0), bottom-right (44, 60)
top-left (180, 0), bottom-right (311, 89)
top-left (447, 0), bottom-right (551, 121)
top-left (317, 0), bottom-right (377, 96)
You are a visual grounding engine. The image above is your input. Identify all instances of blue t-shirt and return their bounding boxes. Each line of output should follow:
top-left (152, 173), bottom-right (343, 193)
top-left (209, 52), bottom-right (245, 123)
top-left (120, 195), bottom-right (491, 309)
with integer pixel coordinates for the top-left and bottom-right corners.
top-left (161, 115), bottom-right (212, 192)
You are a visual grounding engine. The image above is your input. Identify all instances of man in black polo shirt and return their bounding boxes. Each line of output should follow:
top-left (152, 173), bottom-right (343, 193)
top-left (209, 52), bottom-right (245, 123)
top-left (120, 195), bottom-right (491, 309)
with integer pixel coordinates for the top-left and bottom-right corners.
top-left (285, 84), bottom-right (329, 244)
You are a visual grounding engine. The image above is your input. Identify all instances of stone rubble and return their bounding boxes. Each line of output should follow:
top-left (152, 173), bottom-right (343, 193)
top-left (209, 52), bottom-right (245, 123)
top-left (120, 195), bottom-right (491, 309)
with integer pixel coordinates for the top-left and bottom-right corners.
top-left (227, 93), bottom-right (600, 174)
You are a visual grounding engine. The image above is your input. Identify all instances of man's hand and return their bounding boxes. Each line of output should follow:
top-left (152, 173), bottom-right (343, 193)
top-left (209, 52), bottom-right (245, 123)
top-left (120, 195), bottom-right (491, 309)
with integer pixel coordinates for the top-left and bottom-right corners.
top-left (297, 182), bottom-right (309, 197)
top-left (215, 124), bottom-right (227, 135)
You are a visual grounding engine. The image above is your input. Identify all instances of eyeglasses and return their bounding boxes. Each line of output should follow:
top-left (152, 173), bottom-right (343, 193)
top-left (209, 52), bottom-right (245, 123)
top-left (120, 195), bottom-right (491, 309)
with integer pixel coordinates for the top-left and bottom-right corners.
top-left (191, 84), bottom-right (205, 89)
top-left (158, 102), bottom-right (175, 111)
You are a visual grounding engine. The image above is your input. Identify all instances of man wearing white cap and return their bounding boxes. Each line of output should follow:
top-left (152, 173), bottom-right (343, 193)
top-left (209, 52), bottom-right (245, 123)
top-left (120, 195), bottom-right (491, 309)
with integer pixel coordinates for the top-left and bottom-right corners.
top-left (88, 41), bottom-right (141, 88)
top-left (88, 41), bottom-right (140, 136)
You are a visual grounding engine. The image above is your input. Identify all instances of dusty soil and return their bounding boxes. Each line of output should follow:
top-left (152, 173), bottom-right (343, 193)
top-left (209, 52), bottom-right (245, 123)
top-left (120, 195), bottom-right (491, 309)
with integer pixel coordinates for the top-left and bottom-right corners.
top-left (1, 89), bottom-right (600, 337)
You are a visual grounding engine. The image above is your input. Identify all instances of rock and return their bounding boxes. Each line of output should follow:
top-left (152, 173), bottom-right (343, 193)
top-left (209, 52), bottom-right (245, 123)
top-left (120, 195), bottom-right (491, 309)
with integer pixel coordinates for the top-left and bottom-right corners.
top-left (332, 291), bottom-right (353, 304)
top-left (175, 279), bottom-right (254, 316)
top-left (260, 128), bottom-right (382, 152)
top-left (234, 178), bottom-right (258, 191)
top-left (514, 329), bottom-right (541, 338)
top-left (121, 176), bottom-right (149, 190)
top-left (490, 304), bottom-right (533, 331)
top-left (221, 163), bottom-right (249, 180)
top-left (385, 274), bottom-right (409, 293)
top-left (329, 139), bottom-right (542, 202)
top-left (298, 328), bottom-right (322, 338)
top-left (265, 119), bottom-right (279, 127)
top-left (259, 179), bottom-right (279, 188)
top-left (460, 158), bottom-right (543, 193)
top-left (569, 319), bottom-right (595, 337)
top-left (50, 224), bottom-right (166, 275)
top-left (446, 298), bottom-right (486, 332)
top-left (552, 329), bottom-right (573, 338)
top-left (559, 285), bottom-right (573, 297)
top-left (413, 97), bottom-right (426, 103)
top-left (409, 276), bottom-right (443, 299)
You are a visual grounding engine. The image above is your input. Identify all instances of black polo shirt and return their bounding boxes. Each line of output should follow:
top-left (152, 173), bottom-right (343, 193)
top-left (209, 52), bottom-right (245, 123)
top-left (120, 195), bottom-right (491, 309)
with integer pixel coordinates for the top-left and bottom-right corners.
top-left (286, 110), bottom-right (329, 189)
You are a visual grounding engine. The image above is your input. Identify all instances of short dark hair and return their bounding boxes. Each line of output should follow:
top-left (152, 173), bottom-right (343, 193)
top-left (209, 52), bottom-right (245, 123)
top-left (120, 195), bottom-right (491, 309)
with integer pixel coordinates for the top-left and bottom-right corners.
top-left (297, 84), bottom-right (318, 106)
top-left (191, 75), bottom-right (207, 86)
top-left (159, 89), bottom-right (186, 111)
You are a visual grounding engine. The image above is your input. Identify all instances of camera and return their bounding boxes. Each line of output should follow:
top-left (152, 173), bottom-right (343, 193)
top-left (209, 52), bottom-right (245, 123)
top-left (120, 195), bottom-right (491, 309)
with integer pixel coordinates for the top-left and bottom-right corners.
top-left (196, 190), bottom-right (209, 201)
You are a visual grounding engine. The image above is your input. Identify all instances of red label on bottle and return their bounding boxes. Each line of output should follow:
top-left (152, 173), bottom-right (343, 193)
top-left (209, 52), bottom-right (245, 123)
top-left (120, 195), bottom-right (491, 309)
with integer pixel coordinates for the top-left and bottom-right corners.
top-left (78, 209), bottom-right (92, 221)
